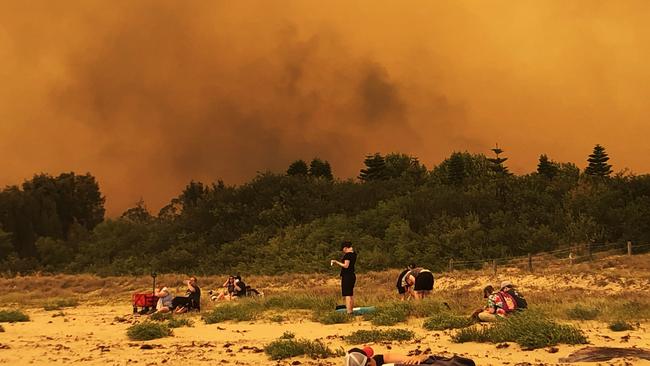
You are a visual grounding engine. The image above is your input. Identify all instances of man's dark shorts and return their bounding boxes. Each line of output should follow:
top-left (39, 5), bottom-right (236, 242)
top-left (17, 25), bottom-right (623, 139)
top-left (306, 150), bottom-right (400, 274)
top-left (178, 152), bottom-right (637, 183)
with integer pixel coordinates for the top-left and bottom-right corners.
top-left (414, 271), bottom-right (434, 291)
top-left (341, 274), bottom-right (356, 296)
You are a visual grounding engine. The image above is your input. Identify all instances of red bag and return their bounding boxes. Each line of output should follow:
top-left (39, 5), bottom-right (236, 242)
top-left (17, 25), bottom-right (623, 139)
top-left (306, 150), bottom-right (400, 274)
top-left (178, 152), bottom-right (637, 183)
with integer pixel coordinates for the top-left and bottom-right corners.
top-left (132, 293), bottom-right (158, 307)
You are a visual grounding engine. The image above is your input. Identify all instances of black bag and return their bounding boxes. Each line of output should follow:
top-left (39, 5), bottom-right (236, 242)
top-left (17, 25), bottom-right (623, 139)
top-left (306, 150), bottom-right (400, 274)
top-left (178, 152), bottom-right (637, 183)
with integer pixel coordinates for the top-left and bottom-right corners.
top-left (393, 355), bottom-right (475, 366)
top-left (422, 355), bottom-right (476, 366)
top-left (506, 288), bottom-right (528, 309)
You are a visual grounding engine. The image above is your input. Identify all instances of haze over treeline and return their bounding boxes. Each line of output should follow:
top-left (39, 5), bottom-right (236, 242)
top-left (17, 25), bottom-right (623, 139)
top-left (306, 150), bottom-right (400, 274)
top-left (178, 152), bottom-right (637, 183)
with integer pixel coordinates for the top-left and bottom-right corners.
top-left (1, 146), bottom-right (650, 275)
top-left (3, 1), bottom-right (650, 214)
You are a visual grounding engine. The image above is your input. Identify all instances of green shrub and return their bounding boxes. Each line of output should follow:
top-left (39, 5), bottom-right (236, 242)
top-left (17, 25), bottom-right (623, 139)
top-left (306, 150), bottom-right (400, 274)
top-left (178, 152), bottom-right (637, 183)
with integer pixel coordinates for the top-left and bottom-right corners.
top-left (411, 301), bottom-right (447, 318)
top-left (452, 311), bottom-right (587, 349)
top-left (280, 331), bottom-right (295, 339)
top-left (313, 311), bottom-right (353, 325)
top-left (202, 303), bottom-right (262, 324)
top-left (423, 313), bottom-right (475, 330)
top-left (167, 317), bottom-right (194, 328)
top-left (126, 321), bottom-right (172, 340)
top-left (0, 310), bottom-right (29, 323)
top-left (269, 314), bottom-right (285, 323)
top-left (608, 320), bottom-right (634, 332)
top-left (264, 295), bottom-right (335, 311)
top-left (43, 298), bottom-right (79, 311)
top-left (566, 305), bottom-right (600, 320)
top-left (610, 301), bottom-right (650, 321)
top-left (364, 302), bottom-right (411, 326)
top-left (344, 328), bottom-right (414, 344)
top-left (149, 312), bottom-right (172, 321)
top-left (265, 338), bottom-right (343, 360)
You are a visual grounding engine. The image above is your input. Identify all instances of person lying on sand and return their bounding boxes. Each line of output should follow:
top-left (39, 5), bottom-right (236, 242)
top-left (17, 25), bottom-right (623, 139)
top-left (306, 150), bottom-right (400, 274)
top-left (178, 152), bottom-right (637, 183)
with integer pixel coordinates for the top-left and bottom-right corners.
top-left (154, 284), bottom-right (173, 313)
top-left (346, 347), bottom-right (426, 366)
top-left (401, 267), bottom-right (434, 300)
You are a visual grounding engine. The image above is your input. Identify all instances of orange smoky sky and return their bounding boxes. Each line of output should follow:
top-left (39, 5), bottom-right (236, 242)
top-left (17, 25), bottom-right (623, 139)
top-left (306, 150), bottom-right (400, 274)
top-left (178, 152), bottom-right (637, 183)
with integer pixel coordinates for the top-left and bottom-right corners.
top-left (2, 0), bottom-right (650, 215)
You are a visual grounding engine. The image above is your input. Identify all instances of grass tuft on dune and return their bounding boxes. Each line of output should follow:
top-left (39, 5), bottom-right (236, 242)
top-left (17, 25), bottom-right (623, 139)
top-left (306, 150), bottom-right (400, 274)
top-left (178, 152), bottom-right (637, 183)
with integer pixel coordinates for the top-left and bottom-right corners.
top-left (452, 311), bottom-right (587, 349)
top-left (265, 336), bottom-right (343, 360)
top-left (423, 313), bottom-right (475, 330)
top-left (126, 321), bottom-right (172, 340)
top-left (345, 328), bottom-right (414, 343)
top-left (0, 309), bottom-right (29, 323)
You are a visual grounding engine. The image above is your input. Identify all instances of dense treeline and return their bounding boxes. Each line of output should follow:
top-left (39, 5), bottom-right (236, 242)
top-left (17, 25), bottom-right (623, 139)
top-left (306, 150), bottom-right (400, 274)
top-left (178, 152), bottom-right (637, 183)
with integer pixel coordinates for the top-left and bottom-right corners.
top-left (2, 146), bottom-right (650, 276)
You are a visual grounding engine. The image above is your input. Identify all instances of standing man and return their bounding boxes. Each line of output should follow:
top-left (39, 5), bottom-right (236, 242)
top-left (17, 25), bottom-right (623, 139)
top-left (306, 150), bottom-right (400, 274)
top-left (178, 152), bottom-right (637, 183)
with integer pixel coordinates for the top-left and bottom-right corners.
top-left (331, 241), bottom-right (357, 314)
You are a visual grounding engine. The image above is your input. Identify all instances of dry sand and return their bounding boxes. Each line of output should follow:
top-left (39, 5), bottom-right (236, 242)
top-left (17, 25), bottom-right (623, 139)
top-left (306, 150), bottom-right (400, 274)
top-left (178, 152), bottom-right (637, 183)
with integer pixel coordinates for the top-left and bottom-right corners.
top-left (1, 254), bottom-right (650, 365)
top-left (0, 304), bottom-right (649, 366)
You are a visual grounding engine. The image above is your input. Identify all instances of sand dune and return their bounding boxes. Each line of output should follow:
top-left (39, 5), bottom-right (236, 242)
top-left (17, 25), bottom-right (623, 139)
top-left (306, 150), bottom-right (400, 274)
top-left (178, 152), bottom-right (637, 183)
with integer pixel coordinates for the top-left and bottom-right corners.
top-left (0, 304), bottom-right (648, 366)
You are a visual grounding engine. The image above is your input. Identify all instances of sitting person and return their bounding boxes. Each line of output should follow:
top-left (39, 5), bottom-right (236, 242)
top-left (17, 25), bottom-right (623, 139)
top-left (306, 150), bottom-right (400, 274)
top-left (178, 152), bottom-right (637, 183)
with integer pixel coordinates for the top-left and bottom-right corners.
top-left (154, 284), bottom-right (173, 313)
top-left (396, 263), bottom-right (416, 301)
top-left (473, 284), bottom-right (517, 322)
top-left (232, 275), bottom-right (247, 298)
top-left (500, 281), bottom-right (527, 310)
top-left (401, 267), bottom-right (434, 300)
top-left (171, 276), bottom-right (201, 313)
top-left (211, 275), bottom-right (237, 301)
top-left (346, 346), bottom-right (427, 366)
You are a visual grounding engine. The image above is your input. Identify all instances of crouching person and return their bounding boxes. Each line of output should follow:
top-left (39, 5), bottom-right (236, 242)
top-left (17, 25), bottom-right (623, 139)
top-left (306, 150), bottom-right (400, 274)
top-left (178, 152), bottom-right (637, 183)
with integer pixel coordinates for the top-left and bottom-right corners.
top-left (474, 285), bottom-right (507, 322)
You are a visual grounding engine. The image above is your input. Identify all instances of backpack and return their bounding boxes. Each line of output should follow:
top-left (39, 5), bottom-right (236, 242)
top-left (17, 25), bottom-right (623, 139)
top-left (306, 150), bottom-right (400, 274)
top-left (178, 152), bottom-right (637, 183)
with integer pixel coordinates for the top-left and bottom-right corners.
top-left (496, 291), bottom-right (518, 313)
top-left (506, 288), bottom-right (528, 310)
top-left (389, 355), bottom-right (476, 366)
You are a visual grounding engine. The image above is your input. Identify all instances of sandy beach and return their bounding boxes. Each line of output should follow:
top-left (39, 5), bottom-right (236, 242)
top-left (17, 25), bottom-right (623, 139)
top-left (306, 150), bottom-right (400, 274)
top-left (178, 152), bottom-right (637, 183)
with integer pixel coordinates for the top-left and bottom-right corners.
top-left (0, 303), bottom-right (648, 366)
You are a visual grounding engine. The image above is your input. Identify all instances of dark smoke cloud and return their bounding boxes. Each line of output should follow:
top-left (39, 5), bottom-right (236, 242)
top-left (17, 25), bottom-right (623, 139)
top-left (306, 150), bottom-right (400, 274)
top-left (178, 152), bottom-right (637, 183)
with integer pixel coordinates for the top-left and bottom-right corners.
top-left (34, 1), bottom-right (435, 213)
top-left (3, 1), bottom-right (650, 214)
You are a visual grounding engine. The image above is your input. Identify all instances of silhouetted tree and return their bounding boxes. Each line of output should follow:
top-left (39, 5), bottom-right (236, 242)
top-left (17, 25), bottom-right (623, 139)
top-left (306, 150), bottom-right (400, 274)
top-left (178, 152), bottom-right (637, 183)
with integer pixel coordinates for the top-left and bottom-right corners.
top-left (121, 199), bottom-right (153, 223)
top-left (537, 154), bottom-right (558, 179)
top-left (487, 144), bottom-right (509, 175)
top-left (384, 153), bottom-right (427, 183)
top-left (308, 158), bottom-right (333, 180)
top-left (359, 153), bottom-right (388, 181)
top-left (447, 152), bottom-right (466, 185)
top-left (287, 160), bottom-right (309, 176)
top-left (585, 144), bottom-right (612, 177)
top-left (179, 181), bottom-right (209, 209)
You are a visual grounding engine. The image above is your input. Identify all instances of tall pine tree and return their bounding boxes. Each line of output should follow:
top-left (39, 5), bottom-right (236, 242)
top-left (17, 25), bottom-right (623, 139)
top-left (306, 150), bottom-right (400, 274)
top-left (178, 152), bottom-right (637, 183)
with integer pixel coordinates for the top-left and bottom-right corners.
top-left (287, 160), bottom-right (309, 176)
top-left (359, 153), bottom-right (388, 182)
top-left (447, 152), bottom-right (466, 185)
top-left (308, 158), bottom-right (333, 180)
top-left (585, 144), bottom-right (612, 177)
top-left (487, 144), bottom-right (510, 175)
top-left (537, 154), bottom-right (558, 179)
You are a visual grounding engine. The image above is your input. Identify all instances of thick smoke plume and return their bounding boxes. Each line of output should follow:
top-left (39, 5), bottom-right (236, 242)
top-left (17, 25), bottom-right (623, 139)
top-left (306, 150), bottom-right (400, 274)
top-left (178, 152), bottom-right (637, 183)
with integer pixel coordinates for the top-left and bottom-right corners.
top-left (2, 1), bottom-right (650, 214)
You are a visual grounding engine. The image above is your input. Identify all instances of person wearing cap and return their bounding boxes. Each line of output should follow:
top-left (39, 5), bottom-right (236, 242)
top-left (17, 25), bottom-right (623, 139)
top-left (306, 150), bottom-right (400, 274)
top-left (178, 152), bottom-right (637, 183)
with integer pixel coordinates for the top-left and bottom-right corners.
top-left (346, 346), bottom-right (425, 366)
top-left (331, 241), bottom-right (357, 314)
top-left (401, 267), bottom-right (434, 300)
top-left (500, 280), bottom-right (527, 310)
top-left (474, 285), bottom-right (507, 322)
